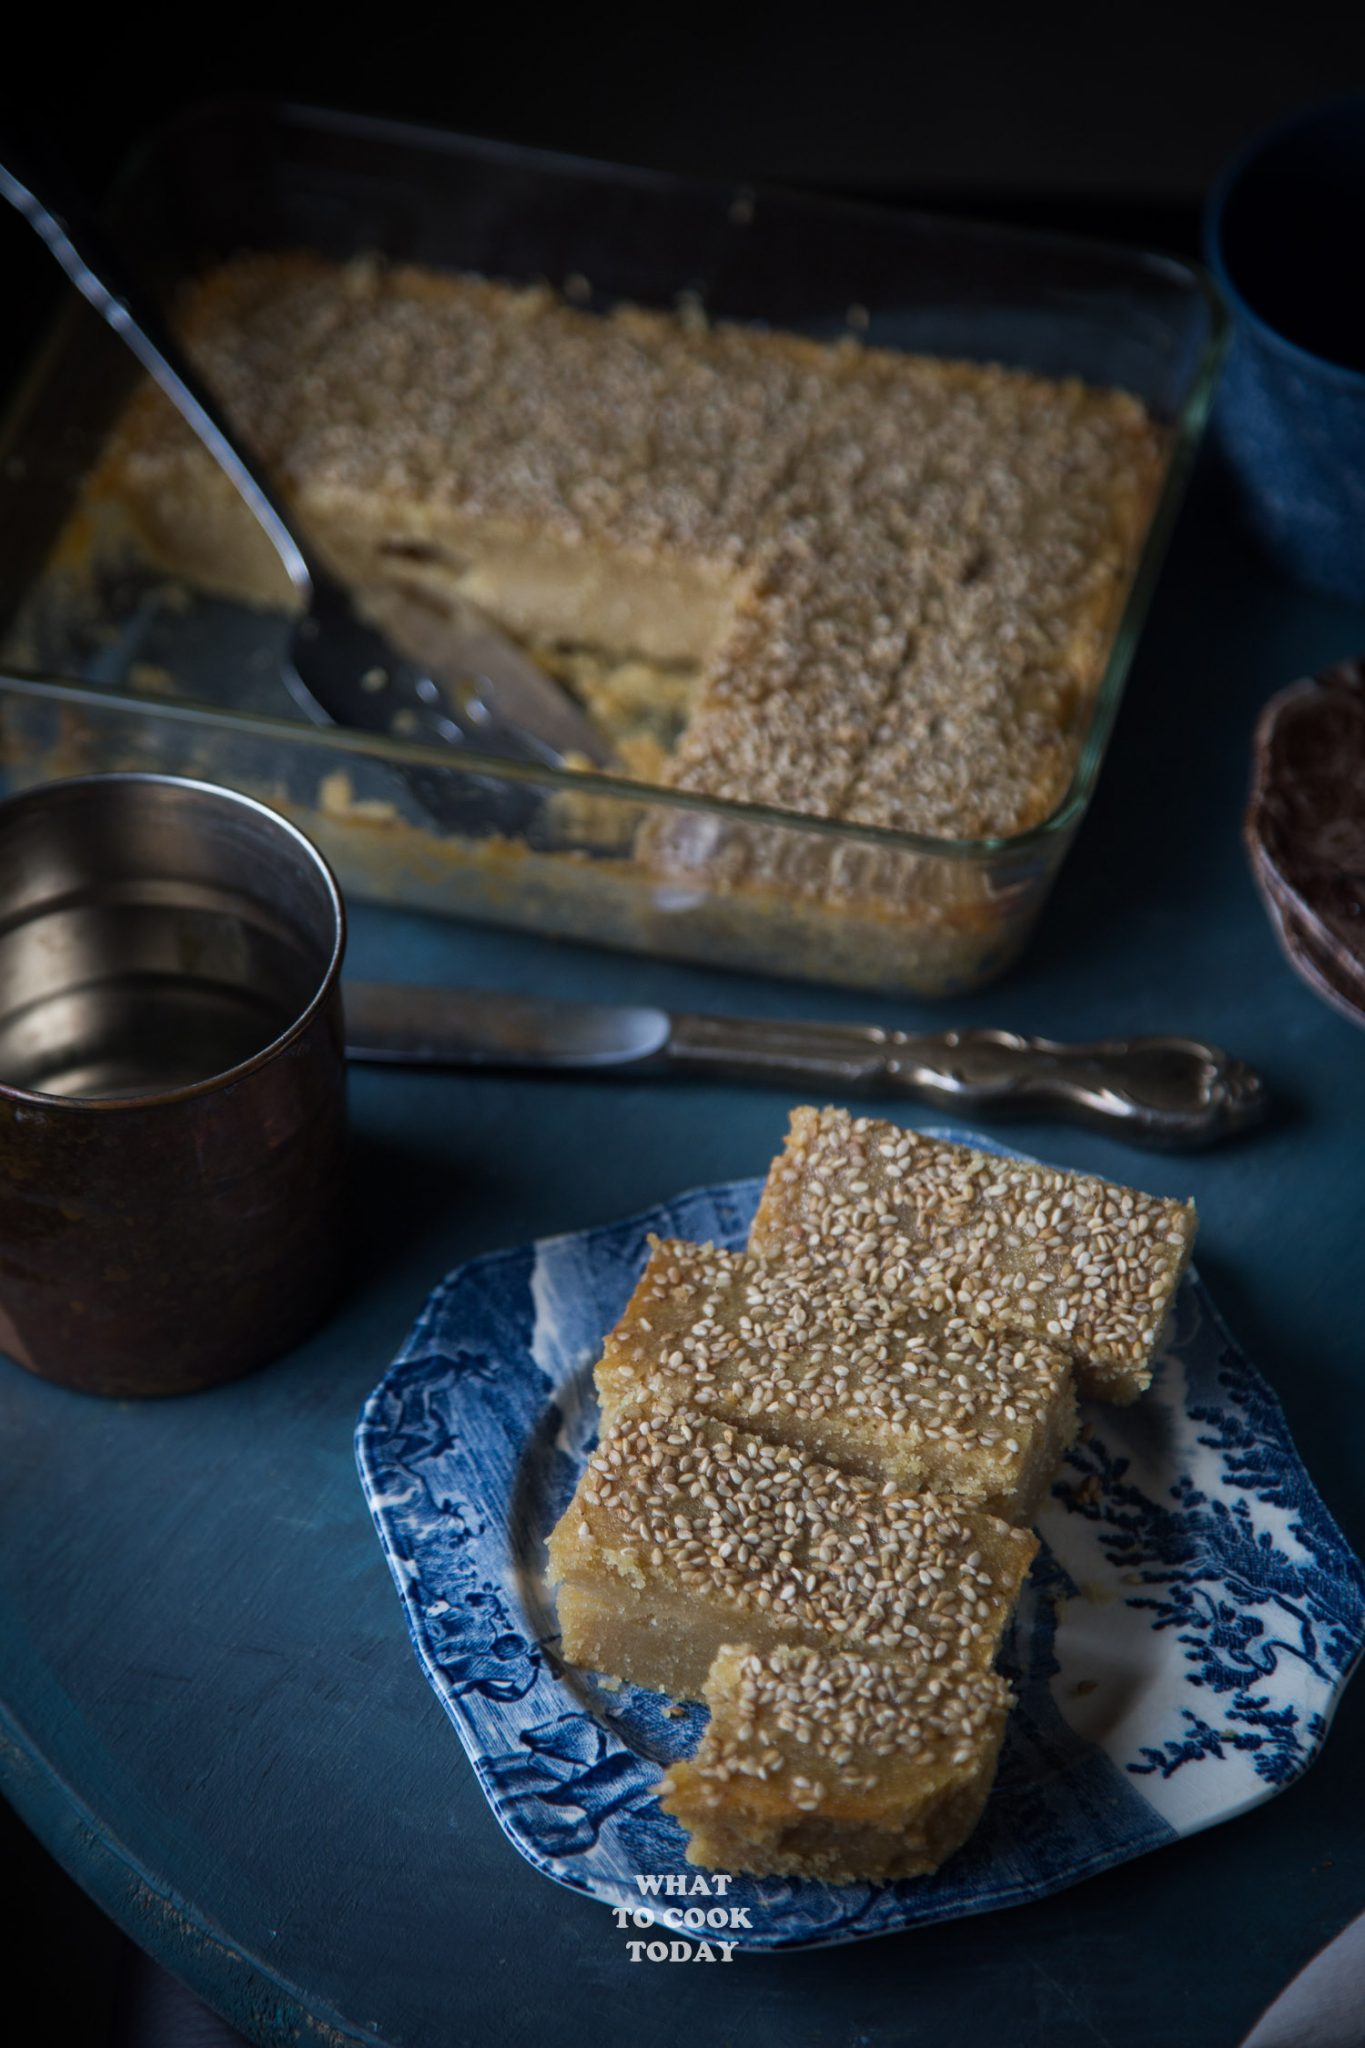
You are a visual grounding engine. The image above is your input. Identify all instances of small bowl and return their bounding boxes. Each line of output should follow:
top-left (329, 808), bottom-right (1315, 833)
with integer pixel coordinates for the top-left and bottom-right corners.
top-left (1246, 657), bottom-right (1365, 1029)
top-left (1206, 94), bottom-right (1365, 600)
top-left (0, 773), bottom-right (348, 1396)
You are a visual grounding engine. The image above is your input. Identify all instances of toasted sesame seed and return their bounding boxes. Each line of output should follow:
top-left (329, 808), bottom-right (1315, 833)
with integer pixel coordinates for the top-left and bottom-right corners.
top-left (108, 253), bottom-right (1163, 881)
top-left (667, 1640), bottom-right (1012, 1805)
top-left (595, 1235), bottom-right (1076, 1521)
top-left (551, 1404), bottom-right (1035, 1675)
top-left (749, 1109), bottom-right (1196, 1402)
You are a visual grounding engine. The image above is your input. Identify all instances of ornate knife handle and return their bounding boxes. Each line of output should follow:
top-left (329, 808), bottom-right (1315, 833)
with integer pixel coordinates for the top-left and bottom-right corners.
top-left (663, 1020), bottom-right (1268, 1149)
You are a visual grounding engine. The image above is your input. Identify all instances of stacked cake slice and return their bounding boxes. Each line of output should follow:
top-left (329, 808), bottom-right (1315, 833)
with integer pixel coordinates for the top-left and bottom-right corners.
top-left (594, 1237), bottom-right (1077, 1523)
top-left (548, 1109), bottom-right (1196, 1883)
top-left (750, 1108), bottom-right (1198, 1405)
top-left (548, 1407), bottom-right (1037, 1699)
top-left (659, 1643), bottom-right (1014, 1885)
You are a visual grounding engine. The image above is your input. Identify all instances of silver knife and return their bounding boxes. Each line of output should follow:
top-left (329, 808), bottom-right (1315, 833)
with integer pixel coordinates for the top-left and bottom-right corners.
top-left (342, 982), bottom-right (1267, 1148)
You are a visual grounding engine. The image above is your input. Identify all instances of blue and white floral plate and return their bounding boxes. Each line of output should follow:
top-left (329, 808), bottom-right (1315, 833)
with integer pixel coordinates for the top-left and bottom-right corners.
top-left (355, 1143), bottom-right (1365, 1950)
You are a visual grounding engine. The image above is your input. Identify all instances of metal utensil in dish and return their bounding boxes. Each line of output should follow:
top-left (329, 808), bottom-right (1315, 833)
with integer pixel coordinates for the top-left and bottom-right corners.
top-left (343, 982), bottom-right (1267, 1148)
top-left (0, 773), bottom-right (348, 1396)
top-left (0, 135), bottom-right (612, 788)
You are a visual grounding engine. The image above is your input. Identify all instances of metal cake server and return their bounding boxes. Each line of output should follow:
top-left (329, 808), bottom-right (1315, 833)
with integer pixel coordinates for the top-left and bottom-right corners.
top-left (343, 983), bottom-right (1268, 1147)
top-left (0, 137), bottom-right (612, 782)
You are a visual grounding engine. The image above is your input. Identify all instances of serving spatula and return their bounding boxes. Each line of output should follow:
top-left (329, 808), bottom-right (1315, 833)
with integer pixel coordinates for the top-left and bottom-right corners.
top-left (0, 135), bottom-right (612, 785)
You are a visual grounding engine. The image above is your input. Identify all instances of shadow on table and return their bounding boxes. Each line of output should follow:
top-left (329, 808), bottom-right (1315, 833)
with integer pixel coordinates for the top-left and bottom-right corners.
top-left (111, 1946), bottom-right (249, 2048)
top-left (340, 1118), bottom-right (498, 1308)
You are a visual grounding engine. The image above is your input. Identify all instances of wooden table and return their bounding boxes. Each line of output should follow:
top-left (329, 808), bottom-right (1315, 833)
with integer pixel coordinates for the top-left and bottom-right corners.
top-left (3, 455), bottom-right (1364, 2047)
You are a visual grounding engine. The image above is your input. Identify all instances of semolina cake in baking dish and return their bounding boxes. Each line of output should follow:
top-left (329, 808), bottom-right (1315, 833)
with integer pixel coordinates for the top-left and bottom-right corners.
top-left (76, 252), bottom-right (1165, 873)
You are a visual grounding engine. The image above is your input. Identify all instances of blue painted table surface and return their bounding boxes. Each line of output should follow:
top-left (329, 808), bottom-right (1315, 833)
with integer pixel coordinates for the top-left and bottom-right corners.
top-left (3, 456), bottom-right (1365, 2048)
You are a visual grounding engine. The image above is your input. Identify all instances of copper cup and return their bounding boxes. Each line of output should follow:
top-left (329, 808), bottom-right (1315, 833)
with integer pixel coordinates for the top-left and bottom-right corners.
top-left (0, 773), bottom-right (347, 1395)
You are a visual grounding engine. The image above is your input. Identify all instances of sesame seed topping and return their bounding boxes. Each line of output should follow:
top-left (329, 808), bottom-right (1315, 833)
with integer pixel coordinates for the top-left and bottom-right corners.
top-left (552, 1404), bottom-right (1035, 1672)
top-left (750, 1109), bottom-right (1196, 1401)
top-left (102, 252), bottom-right (1163, 873)
top-left (595, 1236), bottom-right (1076, 1520)
top-left (671, 1640), bottom-right (1011, 1798)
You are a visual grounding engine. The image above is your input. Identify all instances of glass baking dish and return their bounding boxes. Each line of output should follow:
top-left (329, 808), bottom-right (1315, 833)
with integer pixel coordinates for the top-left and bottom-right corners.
top-left (0, 99), bottom-right (1226, 996)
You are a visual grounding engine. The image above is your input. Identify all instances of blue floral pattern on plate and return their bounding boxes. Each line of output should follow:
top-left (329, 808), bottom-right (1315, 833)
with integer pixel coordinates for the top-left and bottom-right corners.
top-left (355, 1139), bottom-right (1365, 1950)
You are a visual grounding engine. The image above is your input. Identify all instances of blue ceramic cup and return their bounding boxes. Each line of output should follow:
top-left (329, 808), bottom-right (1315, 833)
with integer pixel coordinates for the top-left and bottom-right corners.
top-left (1205, 95), bottom-right (1365, 602)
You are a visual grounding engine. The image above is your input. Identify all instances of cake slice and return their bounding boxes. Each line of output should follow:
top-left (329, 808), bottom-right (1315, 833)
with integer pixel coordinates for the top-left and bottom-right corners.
top-left (547, 1406), bottom-right (1036, 1700)
top-left (595, 1237), bottom-right (1077, 1523)
top-left (749, 1107), bottom-right (1197, 1404)
top-left (659, 1641), bottom-right (1012, 1882)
